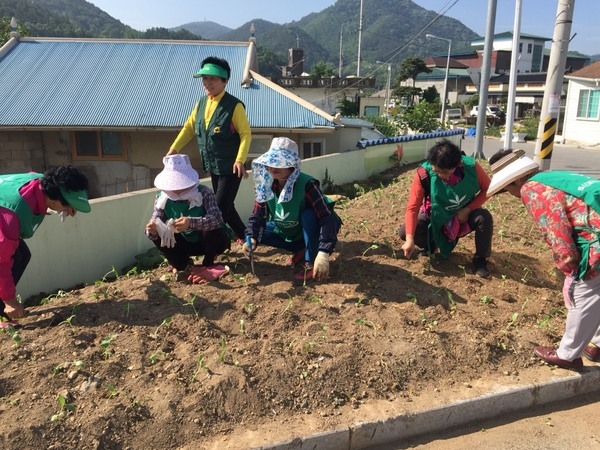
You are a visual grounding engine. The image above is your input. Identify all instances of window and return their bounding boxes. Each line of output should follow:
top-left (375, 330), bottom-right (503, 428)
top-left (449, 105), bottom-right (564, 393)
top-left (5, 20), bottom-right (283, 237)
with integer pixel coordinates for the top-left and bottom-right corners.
top-left (72, 131), bottom-right (126, 160)
top-left (364, 106), bottom-right (380, 116)
top-left (576, 89), bottom-right (600, 119)
top-left (301, 140), bottom-right (324, 159)
top-left (527, 43), bottom-right (532, 54)
top-left (518, 43), bottom-right (523, 53)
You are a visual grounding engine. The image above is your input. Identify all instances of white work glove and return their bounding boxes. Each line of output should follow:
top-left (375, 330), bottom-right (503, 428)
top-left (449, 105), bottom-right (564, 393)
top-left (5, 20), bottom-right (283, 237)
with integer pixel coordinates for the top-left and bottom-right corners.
top-left (242, 237), bottom-right (257, 257)
top-left (153, 218), bottom-right (176, 248)
top-left (313, 251), bottom-right (330, 281)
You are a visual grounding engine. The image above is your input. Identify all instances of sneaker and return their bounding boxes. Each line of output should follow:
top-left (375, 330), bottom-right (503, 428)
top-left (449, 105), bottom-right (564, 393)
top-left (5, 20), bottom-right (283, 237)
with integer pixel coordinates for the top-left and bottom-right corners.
top-left (293, 263), bottom-right (314, 285)
top-left (287, 250), bottom-right (305, 267)
top-left (472, 256), bottom-right (491, 278)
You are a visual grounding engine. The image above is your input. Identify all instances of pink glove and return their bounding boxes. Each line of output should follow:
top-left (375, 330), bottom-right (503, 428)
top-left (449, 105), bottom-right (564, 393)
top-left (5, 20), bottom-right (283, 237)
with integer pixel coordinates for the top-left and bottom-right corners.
top-left (562, 275), bottom-right (575, 308)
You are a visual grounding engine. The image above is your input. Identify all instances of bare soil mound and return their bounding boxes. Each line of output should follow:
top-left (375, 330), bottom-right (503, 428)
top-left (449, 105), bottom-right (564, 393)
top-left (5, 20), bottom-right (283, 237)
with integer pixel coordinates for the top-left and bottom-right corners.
top-left (0, 162), bottom-right (567, 450)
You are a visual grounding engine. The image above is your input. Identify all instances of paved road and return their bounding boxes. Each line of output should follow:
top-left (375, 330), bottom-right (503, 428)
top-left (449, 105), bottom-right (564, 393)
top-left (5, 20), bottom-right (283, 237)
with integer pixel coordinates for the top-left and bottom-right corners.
top-left (366, 389), bottom-right (600, 450)
top-left (460, 136), bottom-right (600, 178)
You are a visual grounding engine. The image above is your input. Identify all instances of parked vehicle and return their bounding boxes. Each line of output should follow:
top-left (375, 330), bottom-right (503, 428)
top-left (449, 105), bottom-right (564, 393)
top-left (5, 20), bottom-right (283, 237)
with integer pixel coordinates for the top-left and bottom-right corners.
top-left (470, 105), bottom-right (505, 125)
top-left (445, 108), bottom-right (463, 122)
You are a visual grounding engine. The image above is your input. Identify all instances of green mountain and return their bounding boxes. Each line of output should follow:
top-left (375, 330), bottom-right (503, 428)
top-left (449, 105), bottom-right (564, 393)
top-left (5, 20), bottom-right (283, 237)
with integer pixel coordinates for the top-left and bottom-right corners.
top-left (0, 0), bottom-right (201, 39)
top-left (173, 21), bottom-right (231, 40)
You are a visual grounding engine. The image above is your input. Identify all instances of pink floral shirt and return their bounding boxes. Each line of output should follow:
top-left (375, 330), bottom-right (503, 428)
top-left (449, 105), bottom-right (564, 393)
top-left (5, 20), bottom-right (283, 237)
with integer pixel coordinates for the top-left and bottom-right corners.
top-left (521, 180), bottom-right (600, 280)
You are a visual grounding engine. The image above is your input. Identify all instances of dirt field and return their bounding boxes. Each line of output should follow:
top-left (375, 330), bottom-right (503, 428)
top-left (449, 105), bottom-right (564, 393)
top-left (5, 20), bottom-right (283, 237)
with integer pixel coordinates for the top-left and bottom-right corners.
top-left (0, 161), bottom-right (572, 450)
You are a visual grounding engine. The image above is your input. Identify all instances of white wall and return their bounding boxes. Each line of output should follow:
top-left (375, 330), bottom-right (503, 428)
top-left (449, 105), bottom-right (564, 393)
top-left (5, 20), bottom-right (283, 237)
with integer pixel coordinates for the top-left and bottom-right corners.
top-left (18, 132), bottom-right (463, 299)
top-left (563, 79), bottom-right (600, 145)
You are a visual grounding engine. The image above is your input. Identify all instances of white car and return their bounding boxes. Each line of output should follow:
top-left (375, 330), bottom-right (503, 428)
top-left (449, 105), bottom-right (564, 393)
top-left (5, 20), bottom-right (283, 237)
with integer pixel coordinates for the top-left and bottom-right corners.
top-left (470, 105), bottom-right (505, 124)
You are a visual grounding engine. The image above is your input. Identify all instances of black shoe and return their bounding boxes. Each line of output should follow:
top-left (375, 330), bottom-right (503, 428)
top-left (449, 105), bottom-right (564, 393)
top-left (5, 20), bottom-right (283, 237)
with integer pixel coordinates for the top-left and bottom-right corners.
top-left (472, 256), bottom-right (490, 278)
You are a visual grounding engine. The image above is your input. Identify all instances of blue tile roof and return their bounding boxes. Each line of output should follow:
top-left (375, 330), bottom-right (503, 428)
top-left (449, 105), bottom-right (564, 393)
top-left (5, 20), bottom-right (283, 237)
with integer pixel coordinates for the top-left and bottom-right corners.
top-left (0, 38), bottom-right (337, 129)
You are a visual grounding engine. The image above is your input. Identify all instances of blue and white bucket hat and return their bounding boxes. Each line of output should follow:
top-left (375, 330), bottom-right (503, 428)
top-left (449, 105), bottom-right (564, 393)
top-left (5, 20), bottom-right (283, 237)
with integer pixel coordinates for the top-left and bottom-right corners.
top-left (252, 137), bottom-right (301, 203)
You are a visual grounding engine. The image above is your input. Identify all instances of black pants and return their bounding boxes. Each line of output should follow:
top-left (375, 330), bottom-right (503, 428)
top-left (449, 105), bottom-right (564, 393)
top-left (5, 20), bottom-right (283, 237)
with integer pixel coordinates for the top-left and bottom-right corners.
top-left (211, 172), bottom-right (246, 240)
top-left (0, 239), bottom-right (31, 318)
top-left (153, 228), bottom-right (230, 271)
top-left (399, 208), bottom-right (493, 259)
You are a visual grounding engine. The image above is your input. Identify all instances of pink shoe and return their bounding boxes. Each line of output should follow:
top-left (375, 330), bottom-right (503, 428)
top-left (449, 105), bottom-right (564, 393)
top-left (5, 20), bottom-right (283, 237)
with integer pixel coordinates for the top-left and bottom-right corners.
top-left (188, 265), bottom-right (229, 284)
top-left (0, 319), bottom-right (19, 329)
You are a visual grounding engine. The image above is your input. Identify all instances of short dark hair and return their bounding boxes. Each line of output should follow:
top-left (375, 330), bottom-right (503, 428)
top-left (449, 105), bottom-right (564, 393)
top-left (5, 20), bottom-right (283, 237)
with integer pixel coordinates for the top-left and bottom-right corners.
top-left (41, 165), bottom-right (89, 206)
top-left (200, 56), bottom-right (231, 80)
top-left (427, 139), bottom-right (463, 169)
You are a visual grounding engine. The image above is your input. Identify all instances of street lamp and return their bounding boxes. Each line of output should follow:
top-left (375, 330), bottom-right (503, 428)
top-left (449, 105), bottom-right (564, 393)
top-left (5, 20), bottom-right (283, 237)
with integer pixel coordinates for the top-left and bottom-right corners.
top-left (376, 60), bottom-right (391, 116)
top-left (426, 34), bottom-right (452, 126)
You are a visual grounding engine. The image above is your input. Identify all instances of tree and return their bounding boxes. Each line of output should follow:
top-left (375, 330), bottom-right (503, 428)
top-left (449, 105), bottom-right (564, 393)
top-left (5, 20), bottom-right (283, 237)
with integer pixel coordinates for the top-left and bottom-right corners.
top-left (0, 16), bottom-right (28, 46)
top-left (398, 101), bottom-right (439, 133)
top-left (337, 98), bottom-right (358, 116)
top-left (310, 61), bottom-right (335, 78)
top-left (397, 57), bottom-right (431, 106)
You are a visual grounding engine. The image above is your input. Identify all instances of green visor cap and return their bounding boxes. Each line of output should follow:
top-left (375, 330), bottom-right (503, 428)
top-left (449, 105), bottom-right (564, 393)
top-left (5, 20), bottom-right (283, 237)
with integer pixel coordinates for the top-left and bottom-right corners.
top-left (59, 186), bottom-right (91, 213)
top-left (193, 63), bottom-right (228, 79)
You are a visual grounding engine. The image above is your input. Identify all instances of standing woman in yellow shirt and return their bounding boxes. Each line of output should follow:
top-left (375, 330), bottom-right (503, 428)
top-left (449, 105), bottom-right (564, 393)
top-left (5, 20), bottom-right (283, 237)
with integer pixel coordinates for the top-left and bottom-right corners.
top-left (167, 56), bottom-right (252, 243)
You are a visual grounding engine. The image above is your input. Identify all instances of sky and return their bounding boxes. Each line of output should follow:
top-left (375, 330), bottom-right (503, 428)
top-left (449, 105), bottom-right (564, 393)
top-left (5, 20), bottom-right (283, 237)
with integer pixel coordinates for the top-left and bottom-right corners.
top-left (89, 0), bottom-right (599, 56)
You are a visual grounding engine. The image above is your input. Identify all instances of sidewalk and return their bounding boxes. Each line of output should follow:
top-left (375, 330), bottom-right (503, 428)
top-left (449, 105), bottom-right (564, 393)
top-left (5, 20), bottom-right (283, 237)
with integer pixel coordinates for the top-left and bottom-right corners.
top-left (256, 136), bottom-right (600, 450)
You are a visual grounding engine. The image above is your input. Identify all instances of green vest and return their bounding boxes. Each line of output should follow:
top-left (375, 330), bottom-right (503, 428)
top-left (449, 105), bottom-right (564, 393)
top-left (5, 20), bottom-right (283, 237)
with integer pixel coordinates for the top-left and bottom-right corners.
top-left (531, 171), bottom-right (600, 279)
top-left (424, 156), bottom-right (479, 258)
top-left (0, 173), bottom-right (45, 239)
top-left (267, 173), bottom-right (314, 242)
top-left (158, 187), bottom-right (207, 243)
top-left (195, 92), bottom-right (243, 175)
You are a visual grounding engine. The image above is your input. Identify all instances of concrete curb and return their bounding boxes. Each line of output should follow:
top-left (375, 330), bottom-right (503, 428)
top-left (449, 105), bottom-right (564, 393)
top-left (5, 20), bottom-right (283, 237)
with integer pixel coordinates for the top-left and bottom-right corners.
top-left (257, 368), bottom-right (600, 450)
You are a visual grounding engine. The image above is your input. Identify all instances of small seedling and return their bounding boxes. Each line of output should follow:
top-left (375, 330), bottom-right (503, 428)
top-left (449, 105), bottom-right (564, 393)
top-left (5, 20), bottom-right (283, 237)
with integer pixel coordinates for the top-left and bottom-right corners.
top-left (218, 336), bottom-right (227, 363)
top-left (307, 294), bottom-right (323, 305)
top-left (240, 319), bottom-right (246, 336)
top-left (41, 290), bottom-right (67, 305)
top-left (191, 354), bottom-right (210, 382)
top-left (445, 289), bottom-right (457, 315)
top-left (106, 383), bottom-right (118, 399)
top-left (149, 350), bottom-right (165, 365)
top-left (184, 294), bottom-right (200, 319)
top-left (99, 334), bottom-right (118, 358)
top-left (59, 314), bottom-right (76, 329)
top-left (457, 264), bottom-right (467, 277)
top-left (507, 312), bottom-right (519, 328)
top-left (355, 318), bottom-right (375, 329)
top-left (150, 317), bottom-right (173, 339)
top-left (1, 321), bottom-right (21, 346)
top-left (480, 295), bottom-right (493, 305)
top-left (50, 393), bottom-right (75, 421)
top-left (244, 303), bottom-right (256, 316)
top-left (362, 244), bottom-right (379, 257)
top-left (122, 302), bottom-right (136, 319)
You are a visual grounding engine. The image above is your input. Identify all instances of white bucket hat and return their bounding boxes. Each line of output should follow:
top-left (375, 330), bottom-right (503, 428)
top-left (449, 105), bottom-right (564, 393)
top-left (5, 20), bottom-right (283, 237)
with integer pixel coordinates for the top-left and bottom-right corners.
top-left (154, 154), bottom-right (199, 191)
top-left (487, 151), bottom-right (539, 196)
top-left (252, 137), bottom-right (302, 203)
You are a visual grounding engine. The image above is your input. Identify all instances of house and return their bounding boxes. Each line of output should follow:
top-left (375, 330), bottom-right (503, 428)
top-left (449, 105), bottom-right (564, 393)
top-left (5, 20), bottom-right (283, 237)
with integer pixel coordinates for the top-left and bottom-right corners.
top-left (0, 29), bottom-right (364, 199)
top-left (413, 31), bottom-right (590, 117)
top-left (562, 60), bottom-right (600, 145)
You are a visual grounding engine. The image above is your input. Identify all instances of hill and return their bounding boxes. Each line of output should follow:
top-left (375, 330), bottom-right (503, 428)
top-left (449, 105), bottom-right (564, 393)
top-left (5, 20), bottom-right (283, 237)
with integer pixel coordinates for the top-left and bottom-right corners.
top-left (0, 0), bottom-right (201, 40)
top-left (172, 21), bottom-right (231, 40)
top-left (0, 160), bottom-right (570, 449)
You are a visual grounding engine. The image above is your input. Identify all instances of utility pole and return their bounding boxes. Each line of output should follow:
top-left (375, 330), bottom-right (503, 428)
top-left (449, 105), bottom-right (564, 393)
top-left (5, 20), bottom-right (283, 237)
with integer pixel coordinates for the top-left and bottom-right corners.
top-left (474, 0), bottom-right (497, 159)
top-left (338, 26), bottom-right (344, 78)
top-left (357, 0), bottom-right (364, 77)
top-left (503, 0), bottom-right (523, 149)
top-left (534, 0), bottom-right (576, 170)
